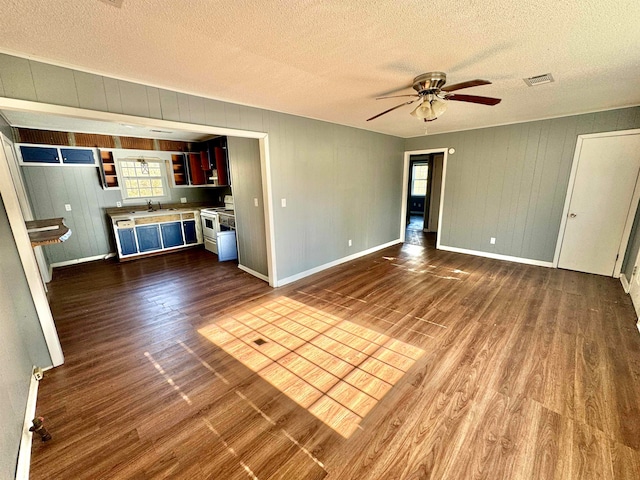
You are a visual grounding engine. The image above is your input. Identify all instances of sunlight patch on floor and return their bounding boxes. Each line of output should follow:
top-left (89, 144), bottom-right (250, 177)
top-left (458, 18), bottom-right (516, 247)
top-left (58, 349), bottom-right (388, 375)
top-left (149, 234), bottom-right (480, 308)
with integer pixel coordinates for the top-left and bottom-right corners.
top-left (198, 296), bottom-right (424, 438)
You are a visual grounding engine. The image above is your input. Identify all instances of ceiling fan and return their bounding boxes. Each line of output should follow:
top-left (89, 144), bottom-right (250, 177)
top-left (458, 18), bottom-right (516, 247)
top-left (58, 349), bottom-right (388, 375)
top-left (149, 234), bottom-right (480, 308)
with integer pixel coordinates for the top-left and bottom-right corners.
top-left (367, 72), bottom-right (501, 122)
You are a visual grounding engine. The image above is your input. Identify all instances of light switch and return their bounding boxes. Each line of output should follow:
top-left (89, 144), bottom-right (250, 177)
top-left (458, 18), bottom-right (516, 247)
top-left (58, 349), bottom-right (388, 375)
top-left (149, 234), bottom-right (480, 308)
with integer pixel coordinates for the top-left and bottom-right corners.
top-left (490, 237), bottom-right (496, 244)
top-left (254, 198), bottom-right (259, 207)
top-left (64, 204), bottom-right (72, 211)
top-left (281, 198), bottom-right (287, 207)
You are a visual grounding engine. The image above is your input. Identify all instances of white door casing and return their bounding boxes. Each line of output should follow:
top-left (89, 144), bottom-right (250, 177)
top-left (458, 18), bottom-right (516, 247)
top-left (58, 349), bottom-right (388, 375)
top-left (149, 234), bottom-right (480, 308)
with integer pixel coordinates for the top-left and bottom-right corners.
top-left (1, 133), bottom-right (51, 284)
top-left (0, 134), bottom-right (64, 366)
top-left (555, 131), bottom-right (640, 277)
top-left (401, 148), bottom-right (448, 245)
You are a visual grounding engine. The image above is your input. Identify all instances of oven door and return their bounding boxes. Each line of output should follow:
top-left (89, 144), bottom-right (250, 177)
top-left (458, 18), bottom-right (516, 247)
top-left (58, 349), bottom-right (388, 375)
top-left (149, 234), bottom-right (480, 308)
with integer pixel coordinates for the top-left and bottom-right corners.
top-left (201, 214), bottom-right (218, 239)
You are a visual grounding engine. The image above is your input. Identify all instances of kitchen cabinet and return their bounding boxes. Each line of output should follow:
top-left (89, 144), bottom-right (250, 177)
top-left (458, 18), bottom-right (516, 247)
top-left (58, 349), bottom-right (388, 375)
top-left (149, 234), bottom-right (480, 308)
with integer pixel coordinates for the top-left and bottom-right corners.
top-left (60, 148), bottom-right (95, 164)
top-left (18, 144), bottom-right (97, 166)
top-left (136, 225), bottom-right (162, 252)
top-left (99, 151), bottom-right (119, 189)
top-left (213, 146), bottom-right (229, 186)
top-left (171, 154), bottom-right (188, 186)
top-left (110, 209), bottom-right (202, 260)
top-left (19, 146), bottom-right (59, 163)
top-left (160, 222), bottom-right (184, 248)
top-left (117, 228), bottom-right (138, 256)
top-left (183, 220), bottom-right (197, 244)
top-left (188, 153), bottom-right (206, 185)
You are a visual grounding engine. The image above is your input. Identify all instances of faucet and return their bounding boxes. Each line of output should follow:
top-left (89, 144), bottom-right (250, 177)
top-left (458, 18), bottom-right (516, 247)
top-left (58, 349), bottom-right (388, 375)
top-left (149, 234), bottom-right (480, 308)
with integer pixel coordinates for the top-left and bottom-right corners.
top-left (147, 199), bottom-right (153, 211)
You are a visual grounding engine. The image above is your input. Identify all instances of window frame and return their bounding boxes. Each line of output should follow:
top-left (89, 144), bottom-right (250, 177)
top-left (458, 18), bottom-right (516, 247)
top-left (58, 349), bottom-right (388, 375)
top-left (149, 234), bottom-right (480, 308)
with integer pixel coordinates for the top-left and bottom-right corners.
top-left (114, 155), bottom-right (171, 204)
top-left (411, 162), bottom-right (429, 197)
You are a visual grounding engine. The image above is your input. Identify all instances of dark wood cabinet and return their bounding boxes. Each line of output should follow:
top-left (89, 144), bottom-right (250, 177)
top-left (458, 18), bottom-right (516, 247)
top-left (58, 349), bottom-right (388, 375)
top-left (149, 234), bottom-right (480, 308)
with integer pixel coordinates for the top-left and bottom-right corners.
top-left (187, 153), bottom-right (206, 185)
top-left (99, 150), bottom-right (119, 189)
top-left (171, 154), bottom-right (188, 186)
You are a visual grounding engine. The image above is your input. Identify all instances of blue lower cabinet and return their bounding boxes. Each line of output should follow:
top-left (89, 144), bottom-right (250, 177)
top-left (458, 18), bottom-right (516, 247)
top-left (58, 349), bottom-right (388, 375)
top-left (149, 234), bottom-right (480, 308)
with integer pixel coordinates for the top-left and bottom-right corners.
top-left (136, 225), bottom-right (162, 252)
top-left (117, 228), bottom-right (138, 256)
top-left (20, 146), bottom-right (59, 164)
top-left (183, 220), bottom-right (197, 244)
top-left (60, 148), bottom-right (95, 165)
top-left (160, 222), bottom-right (184, 248)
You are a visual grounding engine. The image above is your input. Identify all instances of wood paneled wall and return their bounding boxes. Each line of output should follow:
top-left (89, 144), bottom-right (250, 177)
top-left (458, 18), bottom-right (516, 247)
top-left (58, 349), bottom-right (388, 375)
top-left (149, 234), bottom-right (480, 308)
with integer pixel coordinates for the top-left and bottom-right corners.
top-left (227, 137), bottom-right (268, 276)
top-left (74, 132), bottom-right (115, 148)
top-left (15, 127), bottom-right (195, 151)
top-left (0, 53), bottom-right (405, 280)
top-left (405, 108), bottom-right (640, 262)
top-left (15, 127), bottom-right (69, 145)
top-left (0, 196), bottom-right (52, 480)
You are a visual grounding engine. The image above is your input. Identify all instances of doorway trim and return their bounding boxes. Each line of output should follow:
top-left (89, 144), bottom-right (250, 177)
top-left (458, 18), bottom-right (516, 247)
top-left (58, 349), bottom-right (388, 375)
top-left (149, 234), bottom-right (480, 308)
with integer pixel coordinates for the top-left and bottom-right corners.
top-left (0, 96), bottom-right (279, 366)
top-left (0, 130), bottom-right (64, 366)
top-left (552, 128), bottom-right (640, 277)
top-left (0, 96), bottom-right (277, 285)
top-left (401, 148), bottom-right (448, 246)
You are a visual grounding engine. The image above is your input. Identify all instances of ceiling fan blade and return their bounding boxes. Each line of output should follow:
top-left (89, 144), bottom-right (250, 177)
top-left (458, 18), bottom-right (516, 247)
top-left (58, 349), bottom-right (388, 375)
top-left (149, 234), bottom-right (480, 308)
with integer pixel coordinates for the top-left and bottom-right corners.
top-left (441, 79), bottom-right (492, 92)
top-left (376, 94), bottom-right (420, 100)
top-left (367, 99), bottom-right (421, 121)
top-left (445, 94), bottom-right (501, 106)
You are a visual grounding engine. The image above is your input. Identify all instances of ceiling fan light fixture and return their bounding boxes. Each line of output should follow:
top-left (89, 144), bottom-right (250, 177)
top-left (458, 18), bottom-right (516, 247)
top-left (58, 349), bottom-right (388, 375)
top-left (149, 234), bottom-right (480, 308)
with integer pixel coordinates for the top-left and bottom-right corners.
top-left (411, 95), bottom-right (447, 121)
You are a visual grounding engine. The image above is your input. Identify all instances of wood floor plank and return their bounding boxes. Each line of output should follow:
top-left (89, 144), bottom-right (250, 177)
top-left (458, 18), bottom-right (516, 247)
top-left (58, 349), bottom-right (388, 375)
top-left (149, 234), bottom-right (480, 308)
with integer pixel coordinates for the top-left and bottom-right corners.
top-left (29, 241), bottom-right (640, 479)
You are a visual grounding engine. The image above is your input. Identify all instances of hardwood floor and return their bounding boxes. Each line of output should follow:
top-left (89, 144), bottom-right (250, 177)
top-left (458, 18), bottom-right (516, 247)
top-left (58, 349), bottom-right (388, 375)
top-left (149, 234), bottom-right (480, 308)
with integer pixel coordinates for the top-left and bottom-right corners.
top-left (30, 243), bottom-right (640, 479)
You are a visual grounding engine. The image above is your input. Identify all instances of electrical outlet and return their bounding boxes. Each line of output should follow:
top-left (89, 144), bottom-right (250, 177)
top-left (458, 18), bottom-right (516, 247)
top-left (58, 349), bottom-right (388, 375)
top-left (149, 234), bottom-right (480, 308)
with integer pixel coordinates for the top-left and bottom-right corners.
top-left (180, 197), bottom-right (187, 204)
top-left (254, 198), bottom-right (259, 207)
top-left (116, 201), bottom-right (122, 208)
top-left (281, 198), bottom-right (287, 207)
top-left (64, 204), bottom-right (72, 211)
top-left (348, 239), bottom-right (352, 247)
top-left (490, 237), bottom-right (496, 244)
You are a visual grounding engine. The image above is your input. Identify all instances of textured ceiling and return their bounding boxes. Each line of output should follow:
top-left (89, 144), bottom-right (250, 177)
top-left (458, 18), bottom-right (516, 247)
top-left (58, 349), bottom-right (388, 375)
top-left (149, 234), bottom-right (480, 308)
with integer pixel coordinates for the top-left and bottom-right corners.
top-left (0, 0), bottom-right (638, 138)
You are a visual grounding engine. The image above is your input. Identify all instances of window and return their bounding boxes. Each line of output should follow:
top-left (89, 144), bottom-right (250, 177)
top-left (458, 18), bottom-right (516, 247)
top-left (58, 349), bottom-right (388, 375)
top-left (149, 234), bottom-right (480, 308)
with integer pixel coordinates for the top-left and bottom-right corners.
top-left (117, 157), bottom-right (169, 201)
top-left (411, 163), bottom-right (429, 196)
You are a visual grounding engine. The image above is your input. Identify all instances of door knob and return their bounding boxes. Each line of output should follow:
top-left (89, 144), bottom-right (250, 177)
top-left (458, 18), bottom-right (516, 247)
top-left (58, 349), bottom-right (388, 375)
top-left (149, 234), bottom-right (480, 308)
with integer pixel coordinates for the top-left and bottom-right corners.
top-left (569, 213), bottom-right (577, 218)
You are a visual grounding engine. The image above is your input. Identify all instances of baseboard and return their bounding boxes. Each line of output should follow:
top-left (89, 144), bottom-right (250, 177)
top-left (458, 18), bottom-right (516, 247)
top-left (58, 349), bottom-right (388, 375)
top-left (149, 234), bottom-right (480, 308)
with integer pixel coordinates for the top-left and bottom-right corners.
top-left (620, 273), bottom-right (631, 293)
top-left (437, 245), bottom-right (554, 268)
top-left (238, 264), bottom-right (269, 283)
top-left (276, 239), bottom-right (402, 287)
top-left (15, 372), bottom-right (39, 480)
top-left (50, 252), bottom-right (116, 268)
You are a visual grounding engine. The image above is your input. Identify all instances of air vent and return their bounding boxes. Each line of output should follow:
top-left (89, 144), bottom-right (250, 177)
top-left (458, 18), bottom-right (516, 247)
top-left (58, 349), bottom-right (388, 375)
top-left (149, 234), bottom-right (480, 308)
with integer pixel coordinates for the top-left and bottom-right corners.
top-left (97, 0), bottom-right (124, 7)
top-left (149, 129), bottom-right (173, 134)
top-left (523, 73), bottom-right (554, 86)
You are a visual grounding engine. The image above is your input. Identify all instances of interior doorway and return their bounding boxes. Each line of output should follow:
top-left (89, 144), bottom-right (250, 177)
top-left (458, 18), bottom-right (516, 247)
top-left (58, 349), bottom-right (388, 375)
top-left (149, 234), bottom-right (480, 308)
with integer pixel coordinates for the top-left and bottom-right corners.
top-left (402, 150), bottom-right (445, 247)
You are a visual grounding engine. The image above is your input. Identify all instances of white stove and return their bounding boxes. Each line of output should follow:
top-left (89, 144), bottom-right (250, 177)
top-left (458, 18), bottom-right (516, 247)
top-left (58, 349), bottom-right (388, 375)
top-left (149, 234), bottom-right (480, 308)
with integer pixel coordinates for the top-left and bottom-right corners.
top-left (200, 206), bottom-right (237, 261)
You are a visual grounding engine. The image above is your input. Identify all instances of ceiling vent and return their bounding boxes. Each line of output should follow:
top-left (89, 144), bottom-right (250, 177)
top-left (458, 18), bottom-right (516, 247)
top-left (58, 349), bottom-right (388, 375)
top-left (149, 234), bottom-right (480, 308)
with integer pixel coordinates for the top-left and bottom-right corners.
top-left (523, 73), bottom-right (554, 87)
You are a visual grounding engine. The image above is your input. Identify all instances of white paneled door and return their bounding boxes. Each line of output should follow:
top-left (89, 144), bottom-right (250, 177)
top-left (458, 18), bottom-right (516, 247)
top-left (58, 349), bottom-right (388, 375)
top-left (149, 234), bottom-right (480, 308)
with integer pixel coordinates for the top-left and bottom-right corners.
top-left (558, 133), bottom-right (640, 276)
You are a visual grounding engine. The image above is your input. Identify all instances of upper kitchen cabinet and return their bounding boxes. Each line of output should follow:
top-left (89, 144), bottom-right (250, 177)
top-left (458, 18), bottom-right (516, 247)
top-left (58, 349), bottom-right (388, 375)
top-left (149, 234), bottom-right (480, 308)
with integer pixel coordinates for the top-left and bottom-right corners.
top-left (168, 137), bottom-right (230, 188)
top-left (208, 136), bottom-right (230, 187)
top-left (18, 144), bottom-right (97, 166)
top-left (99, 150), bottom-right (119, 189)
